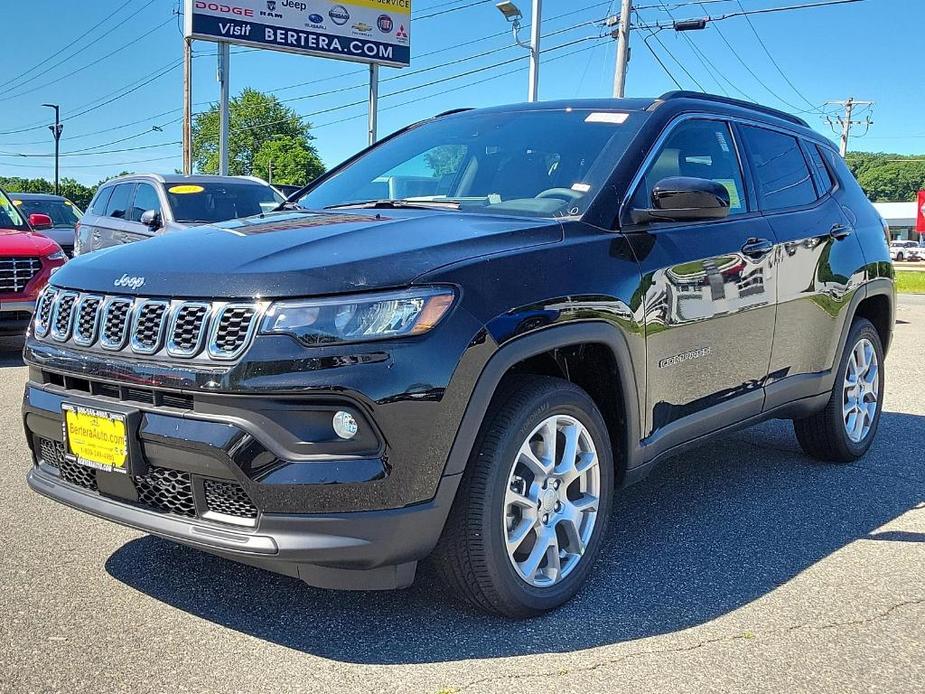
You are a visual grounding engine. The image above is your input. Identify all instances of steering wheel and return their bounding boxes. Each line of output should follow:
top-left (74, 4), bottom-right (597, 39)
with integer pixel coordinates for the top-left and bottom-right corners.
top-left (535, 187), bottom-right (584, 202)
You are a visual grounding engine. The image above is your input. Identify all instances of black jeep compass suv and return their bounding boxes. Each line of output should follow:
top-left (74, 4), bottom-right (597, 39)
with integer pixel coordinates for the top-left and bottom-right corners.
top-left (22, 92), bottom-right (894, 617)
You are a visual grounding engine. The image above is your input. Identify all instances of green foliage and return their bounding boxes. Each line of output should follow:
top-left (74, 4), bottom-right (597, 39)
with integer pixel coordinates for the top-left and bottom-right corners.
top-left (192, 88), bottom-right (325, 184)
top-left (846, 152), bottom-right (925, 202)
top-left (0, 176), bottom-right (97, 209)
top-left (425, 145), bottom-right (466, 177)
top-left (896, 271), bottom-right (925, 294)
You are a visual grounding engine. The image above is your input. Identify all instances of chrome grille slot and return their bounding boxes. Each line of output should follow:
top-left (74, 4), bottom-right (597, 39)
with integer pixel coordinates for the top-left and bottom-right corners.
top-left (130, 300), bottom-right (169, 354)
top-left (208, 304), bottom-right (258, 360)
top-left (50, 291), bottom-right (78, 342)
top-left (100, 298), bottom-right (133, 350)
top-left (166, 302), bottom-right (210, 357)
top-left (0, 256), bottom-right (41, 293)
top-left (33, 287), bottom-right (57, 337)
top-left (72, 295), bottom-right (102, 346)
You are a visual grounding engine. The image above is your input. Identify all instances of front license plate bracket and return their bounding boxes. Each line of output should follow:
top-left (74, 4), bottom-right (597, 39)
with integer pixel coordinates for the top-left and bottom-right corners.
top-left (61, 403), bottom-right (145, 476)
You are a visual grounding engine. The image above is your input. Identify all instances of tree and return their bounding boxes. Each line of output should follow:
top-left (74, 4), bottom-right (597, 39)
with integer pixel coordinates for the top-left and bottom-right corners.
top-left (0, 176), bottom-right (96, 209)
top-left (425, 145), bottom-right (466, 177)
top-left (846, 151), bottom-right (925, 202)
top-left (192, 88), bottom-right (324, 183)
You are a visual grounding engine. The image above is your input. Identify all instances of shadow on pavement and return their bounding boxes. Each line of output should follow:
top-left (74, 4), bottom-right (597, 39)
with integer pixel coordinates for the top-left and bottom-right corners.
top-left (106, 412), bottom-right (925, 664)
top-left (0, 337), bottom-right (24, 368)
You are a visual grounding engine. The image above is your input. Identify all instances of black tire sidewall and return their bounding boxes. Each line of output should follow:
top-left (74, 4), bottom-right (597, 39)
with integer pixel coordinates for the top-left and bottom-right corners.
top-left (830, 320), bottom-right (885, 458)
top-left (476, 382), bottom-right (614, 615)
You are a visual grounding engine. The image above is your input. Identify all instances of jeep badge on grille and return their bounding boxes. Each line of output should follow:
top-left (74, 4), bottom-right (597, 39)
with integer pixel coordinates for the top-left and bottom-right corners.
top-left (114, 274), bottom-right (145, 290)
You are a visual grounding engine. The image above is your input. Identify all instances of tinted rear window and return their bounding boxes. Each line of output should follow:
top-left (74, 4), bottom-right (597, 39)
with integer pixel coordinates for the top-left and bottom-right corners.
top-left (740, 125), bottom-right (816, 211)
top-left (165, 182), bottom-right (282, 224)
top-left (88, 186), bottom-right (114, 215)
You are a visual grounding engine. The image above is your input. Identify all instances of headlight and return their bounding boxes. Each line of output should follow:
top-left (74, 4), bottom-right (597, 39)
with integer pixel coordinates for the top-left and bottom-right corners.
top-left (47, 250), bottom-right (66, 261)
top-left (261, 287), bottom-right (455, 345)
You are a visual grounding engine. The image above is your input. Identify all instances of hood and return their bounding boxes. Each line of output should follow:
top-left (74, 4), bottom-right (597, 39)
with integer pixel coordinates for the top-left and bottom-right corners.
top-left (0, 228), bottom-right (60, 256)
top-left (51, 209), bottom-right (561, 299)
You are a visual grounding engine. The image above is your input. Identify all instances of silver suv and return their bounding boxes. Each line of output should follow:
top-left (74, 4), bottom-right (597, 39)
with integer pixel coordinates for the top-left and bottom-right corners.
top-left (75, 174), bottom-right (283, 255)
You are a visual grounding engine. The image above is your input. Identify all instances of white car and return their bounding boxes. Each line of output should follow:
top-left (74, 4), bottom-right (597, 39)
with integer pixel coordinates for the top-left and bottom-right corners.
top-left (889, 240), bottom-right (922, 262)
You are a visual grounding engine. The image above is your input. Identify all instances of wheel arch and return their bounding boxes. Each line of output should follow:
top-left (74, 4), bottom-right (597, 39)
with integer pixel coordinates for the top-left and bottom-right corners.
top-left (442, 321), bottom-right (644, 485)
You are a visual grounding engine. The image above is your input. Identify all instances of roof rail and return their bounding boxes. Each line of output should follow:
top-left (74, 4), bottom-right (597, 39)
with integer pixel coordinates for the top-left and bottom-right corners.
top-left (657, 91), bottom-right (809, 127)
top-left (434, 107), bottom-right (473, 119)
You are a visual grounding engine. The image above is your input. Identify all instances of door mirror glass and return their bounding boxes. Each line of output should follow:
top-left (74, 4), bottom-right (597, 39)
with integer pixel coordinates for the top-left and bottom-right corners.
top-left (632, 176), bottom-right (731, 223)
top-left (140, 209), bottom-right (162, 230)
top-left (28, 213), bottom-right (54, 230)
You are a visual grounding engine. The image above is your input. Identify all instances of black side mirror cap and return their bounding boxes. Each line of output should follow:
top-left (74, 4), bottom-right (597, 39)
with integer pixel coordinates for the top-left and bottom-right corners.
top-left (632, 176), bottom-right (731, 224)
top-left (140, 209), bottom-right (162, 230)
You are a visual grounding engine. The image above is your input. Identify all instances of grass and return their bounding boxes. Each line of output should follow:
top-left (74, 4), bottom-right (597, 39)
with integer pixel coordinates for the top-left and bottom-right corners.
top-left (896, 271), bottom-right (925, 294)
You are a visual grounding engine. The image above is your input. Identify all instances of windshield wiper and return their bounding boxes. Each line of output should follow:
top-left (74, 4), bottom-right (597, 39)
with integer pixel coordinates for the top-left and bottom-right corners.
top-left (323, 199), bottom-right (461, 211)
top-left (272, 200), bottom-right (307, 213)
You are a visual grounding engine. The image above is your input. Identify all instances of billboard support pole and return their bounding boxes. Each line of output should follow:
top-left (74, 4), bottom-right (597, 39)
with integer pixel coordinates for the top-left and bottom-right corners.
top-left (368, 63), bottom-right (379, 147)
top-left (182, 37), bottom-right (193, 175)
top-left (218, 41), bottom-right (231, 176)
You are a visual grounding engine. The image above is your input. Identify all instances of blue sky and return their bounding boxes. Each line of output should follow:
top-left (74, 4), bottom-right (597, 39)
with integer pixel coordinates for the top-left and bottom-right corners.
top-left (0, 0), bottom-right (919, 184)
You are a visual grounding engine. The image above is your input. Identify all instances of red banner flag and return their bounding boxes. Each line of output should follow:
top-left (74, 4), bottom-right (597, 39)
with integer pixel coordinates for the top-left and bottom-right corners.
top-left (917, 191), bottom-right (925, 232)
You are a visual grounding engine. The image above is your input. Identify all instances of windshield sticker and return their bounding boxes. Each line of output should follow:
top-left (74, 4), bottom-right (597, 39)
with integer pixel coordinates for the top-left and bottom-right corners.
top-left (168, 184), bottom-right (205, 195)
top-left (585, 112), bottom-right (629, 124)
top-left (12, 200), bottom-right (22, 206)
top-left (714, 131), bottom-right (731, 153)
top-left (571, 183), bottom-right (592, 193)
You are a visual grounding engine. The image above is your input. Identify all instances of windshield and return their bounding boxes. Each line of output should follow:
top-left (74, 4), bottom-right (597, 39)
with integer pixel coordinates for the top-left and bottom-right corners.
top-left (299, 109), bottom-right (647, 219)
top-left (0, 190), bottom-right (28, 231)
top-left (166, 182), bottom-right (284, 224)
top-left (15, 198), bottom-right (82, 227)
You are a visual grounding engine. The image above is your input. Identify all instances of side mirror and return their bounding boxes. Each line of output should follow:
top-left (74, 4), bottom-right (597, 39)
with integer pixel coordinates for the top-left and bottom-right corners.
top-left (632, 176), bottom-right (731, 224)
top-left (140, 209), bottom-right (162, 230)
top-left (29, 213), bottom-right (54, 231)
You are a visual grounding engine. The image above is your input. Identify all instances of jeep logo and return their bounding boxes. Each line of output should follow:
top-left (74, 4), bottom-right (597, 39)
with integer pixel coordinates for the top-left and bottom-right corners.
top-left (114, 274), bottom-right (145, 290)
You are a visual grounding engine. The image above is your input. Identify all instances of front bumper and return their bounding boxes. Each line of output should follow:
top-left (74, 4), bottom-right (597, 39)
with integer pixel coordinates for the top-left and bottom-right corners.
top-left (0, 300), bottom-right (35, 335)
top-left (28, 463), bottom-right (460, 589)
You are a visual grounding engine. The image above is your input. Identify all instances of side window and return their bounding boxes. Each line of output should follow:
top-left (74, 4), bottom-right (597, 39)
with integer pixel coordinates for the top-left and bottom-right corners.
top-left (88, 186), bottom-right (114, 215)
top-left (130, 183), bottom-right (161, 222)
top-left (105, 184), bottom-right (134, 219)
top-left (807, 143), bottom-right (836, 194)
top-left (631, 119), bottom-right (747, 216)
top-left (740, 126), bottom-right (816, 211)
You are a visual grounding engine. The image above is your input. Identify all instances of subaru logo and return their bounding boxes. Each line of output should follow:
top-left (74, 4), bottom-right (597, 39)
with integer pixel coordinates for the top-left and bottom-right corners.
top-left (114, 274), bottom-right (145, 290)
top-left (329, 5), bottom-right (349, 25)
top-left (308, 13), bottom-right (324, 23)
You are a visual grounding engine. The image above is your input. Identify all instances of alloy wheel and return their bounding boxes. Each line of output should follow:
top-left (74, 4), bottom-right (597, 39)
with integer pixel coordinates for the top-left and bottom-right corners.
top-left (843, 337), bottom-right (879, 443)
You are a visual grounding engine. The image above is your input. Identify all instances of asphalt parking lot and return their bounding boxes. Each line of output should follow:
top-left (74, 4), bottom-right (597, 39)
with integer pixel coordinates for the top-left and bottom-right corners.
top-left (2, 299), bottom-right (923, 694)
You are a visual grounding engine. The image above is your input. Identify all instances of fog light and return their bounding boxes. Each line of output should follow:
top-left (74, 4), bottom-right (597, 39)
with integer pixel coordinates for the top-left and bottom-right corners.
top-left (333, 411), bottom-right (358, 440)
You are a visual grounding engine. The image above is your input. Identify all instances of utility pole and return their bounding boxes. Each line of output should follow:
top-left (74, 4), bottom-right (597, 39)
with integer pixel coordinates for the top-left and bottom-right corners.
top-left (217, 42), bottom-right (230, 175)
top-left (368, 63), bottom-right (379, 146)
top-left (825, 98), bottom-right (874, 157)
top-left (182, 37), bottom-right (193, 175)
top-left (41, 104), bottom-right (62, 195)
top-left (268, 160), bottom-right (273, 185)
top-left (612, 0), bottom-right (633, 97)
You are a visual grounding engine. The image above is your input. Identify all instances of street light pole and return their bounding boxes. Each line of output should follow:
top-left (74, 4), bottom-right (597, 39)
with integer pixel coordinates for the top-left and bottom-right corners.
top-left (42, 104), bottom-right (62, 195)
top-left (527, 0), bottom-right (542, 103)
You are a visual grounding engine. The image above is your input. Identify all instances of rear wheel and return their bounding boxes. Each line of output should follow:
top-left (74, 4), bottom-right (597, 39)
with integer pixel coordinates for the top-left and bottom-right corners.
top-left (793, 318), bottom-right (884, 462)
top-left (896, 252), bottom-right (904, 261)
top-left (435, 376), bottom-right (614, 617)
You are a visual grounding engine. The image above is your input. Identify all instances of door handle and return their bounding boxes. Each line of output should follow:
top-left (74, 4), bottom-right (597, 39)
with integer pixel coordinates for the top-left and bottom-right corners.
top-left (741, 237), bottom-right (774, 259)
top-left (830, 223), bottom-right (854, 240)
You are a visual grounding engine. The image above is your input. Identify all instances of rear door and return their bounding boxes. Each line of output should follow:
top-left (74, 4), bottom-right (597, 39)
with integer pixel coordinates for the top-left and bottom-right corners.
top-left (736, 125), bottom-right (867, 409)
top-left (624, 116), bottom-right (778, 455)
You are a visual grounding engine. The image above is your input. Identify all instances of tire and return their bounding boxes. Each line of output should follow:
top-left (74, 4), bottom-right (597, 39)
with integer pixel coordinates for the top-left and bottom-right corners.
top-left (896, 253), bottom-right (904, 261)
top-left (435, 375), bottom-right (614, 618)
top-left (793, 318), bottom-right (885, 462)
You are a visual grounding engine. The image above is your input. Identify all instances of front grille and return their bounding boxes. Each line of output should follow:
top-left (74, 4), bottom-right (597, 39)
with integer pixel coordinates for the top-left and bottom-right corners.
top-left (204, 479), bottom-right (258, 519)
top-left (73, 295), bottom-right (102, 345)
top-left (0, 256), bottom-right (41, 293)
top-left (34, 437), bottom-right (259, 526)
top-left (37, 292), bottom-right (262, 361)
top-left (40, 371), bottom-right (194, 410)
top-left (210, 305), bottom-right (258, 359)
top-left (135, 467), bottom-right (196, 518)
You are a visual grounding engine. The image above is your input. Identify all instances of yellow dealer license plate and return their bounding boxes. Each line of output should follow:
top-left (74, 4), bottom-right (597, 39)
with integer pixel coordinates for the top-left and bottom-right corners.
top-left (62, 404), bottom-right (129, 473)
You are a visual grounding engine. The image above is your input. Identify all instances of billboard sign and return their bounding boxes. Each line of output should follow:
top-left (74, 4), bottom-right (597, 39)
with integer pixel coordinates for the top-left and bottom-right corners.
top-left (917, 190), bottom-right (925, 233)
top-left (185, 0), bottom-right (411, 67)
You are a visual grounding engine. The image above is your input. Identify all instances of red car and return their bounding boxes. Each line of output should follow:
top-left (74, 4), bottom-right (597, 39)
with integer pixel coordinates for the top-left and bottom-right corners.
top-left (1, 188), bottom-right (66, 336)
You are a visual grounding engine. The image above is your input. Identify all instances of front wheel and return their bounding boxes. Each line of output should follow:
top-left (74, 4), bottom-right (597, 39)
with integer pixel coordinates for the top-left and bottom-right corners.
top-left (793, 318), bottom-right (885, 462)
top-left (435, 376), bottom-right (614, 617)
top-left (896, 252), bottom-right (904, 261)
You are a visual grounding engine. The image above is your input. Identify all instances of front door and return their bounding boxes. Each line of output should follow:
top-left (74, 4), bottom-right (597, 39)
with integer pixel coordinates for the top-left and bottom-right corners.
top-left (624, 117), bottom-right (777, 456)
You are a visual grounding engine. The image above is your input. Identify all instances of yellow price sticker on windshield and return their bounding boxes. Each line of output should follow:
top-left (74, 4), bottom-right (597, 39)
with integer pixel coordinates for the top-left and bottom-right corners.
top-left (168, 184), bottom-right (205, 195)
top-left (12, 200), bottom-right (22, 206)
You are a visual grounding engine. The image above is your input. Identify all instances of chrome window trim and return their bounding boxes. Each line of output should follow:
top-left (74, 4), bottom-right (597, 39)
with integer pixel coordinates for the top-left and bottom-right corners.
top-left (71, 294), bottom-right (104, 347)
top-left (165, 301), bottom-right (213, 358)
top-left (99, 297), bottom-right (134, 351)
top-left (206, 302), bottom-right (264, 361)
top-left (619, 111), bottom-right (834, 227)
top-left (130, 299), bottom-right (170, 355)
top-left (33, 287), bottom-right (57, 338)
top-left (49, 291), bottom-right (79, 342)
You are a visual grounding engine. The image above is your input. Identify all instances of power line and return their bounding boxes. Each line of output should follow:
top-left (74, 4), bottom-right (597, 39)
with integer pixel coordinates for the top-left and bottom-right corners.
top-left (635, 12), bottom-right (705, 90)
